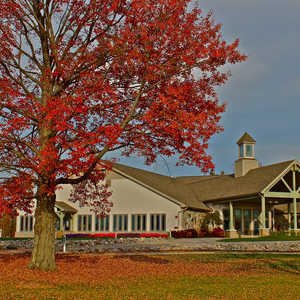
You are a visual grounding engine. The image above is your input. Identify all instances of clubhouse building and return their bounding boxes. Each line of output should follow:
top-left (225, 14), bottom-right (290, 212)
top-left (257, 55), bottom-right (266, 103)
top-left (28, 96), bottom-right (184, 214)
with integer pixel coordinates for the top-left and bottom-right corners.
top-left (11, 133), bottom-right (300, 238)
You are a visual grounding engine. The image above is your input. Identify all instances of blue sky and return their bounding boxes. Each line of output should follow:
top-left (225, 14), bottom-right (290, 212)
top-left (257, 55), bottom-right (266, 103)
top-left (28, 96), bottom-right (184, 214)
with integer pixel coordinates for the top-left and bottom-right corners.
top-left (108, 0), bottom-right (300, 176)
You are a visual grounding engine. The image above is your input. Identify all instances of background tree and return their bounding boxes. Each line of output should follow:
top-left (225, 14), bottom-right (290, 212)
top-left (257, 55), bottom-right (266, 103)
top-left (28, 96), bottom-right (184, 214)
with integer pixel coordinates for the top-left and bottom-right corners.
top-left (0, 0), bottom-right (246, 271)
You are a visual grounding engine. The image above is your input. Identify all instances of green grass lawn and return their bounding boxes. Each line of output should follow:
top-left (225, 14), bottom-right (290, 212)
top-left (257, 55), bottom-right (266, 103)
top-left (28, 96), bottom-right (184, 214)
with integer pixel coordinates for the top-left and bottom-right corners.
top-left (221, 232), bottom-right (300, 242)
top-left (1, 253), bottom-right (300, 299)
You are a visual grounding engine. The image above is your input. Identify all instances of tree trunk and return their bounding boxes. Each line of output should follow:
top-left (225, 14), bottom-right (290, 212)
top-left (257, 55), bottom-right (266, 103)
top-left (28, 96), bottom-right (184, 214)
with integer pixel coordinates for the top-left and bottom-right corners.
top-left (29, 193), bottom-right (57, 271)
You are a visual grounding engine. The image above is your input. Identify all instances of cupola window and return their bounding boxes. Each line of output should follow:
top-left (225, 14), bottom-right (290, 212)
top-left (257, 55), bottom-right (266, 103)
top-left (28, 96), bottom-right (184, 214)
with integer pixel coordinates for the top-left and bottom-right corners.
top-left (239, 144), bottom-right (244, 157)
top-left (245, 144), bottom-right (253, 157)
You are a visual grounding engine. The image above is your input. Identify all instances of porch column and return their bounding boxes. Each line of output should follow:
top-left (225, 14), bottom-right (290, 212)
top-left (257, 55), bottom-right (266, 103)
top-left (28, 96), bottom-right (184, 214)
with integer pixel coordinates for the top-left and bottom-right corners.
top-left (260, 195), bottom-right (269, 236)
top-left (293, 197), bottom-right (297, 230)
top-left (70, 214), bottom-right (75, 232)
top-left (292, 168), bottom-right (299, 232)
top-left (229, 201), bottom-right (234, 231)
top-left (288, 203), bottom-right (291, 231)
top-left (250, 209), bottom-right (254, 235)
top-left (260, 195), bottom-right (266, 228)
top-left (225, 201), bottom-right (238, 238)
top-left (59, 214), bottom-right (64, 232)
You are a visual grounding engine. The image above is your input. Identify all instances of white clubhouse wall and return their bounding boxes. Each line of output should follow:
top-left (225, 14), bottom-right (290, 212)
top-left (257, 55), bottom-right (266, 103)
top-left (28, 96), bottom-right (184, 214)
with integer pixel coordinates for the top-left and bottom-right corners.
top-left (15, 170), bottom-right (182, 237)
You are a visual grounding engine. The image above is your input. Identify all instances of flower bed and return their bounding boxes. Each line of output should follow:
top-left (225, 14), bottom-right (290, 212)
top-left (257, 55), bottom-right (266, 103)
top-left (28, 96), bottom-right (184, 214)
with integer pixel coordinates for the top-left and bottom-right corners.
top-left (66, 233), bottom-right (168, 239)
top-left (171, 227), bottom-right (224, 238)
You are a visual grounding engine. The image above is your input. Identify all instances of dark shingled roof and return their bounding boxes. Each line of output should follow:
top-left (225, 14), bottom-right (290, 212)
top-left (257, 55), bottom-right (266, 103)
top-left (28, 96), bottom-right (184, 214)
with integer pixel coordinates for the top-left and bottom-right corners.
top-left (112, 160), bottom-right (295, 210)
top-left (237, 132), bottom-right (256, 144)
top-left (189, 160), bottom-right (294, 202)
top-left (112, 163), bottom-right (210, 211)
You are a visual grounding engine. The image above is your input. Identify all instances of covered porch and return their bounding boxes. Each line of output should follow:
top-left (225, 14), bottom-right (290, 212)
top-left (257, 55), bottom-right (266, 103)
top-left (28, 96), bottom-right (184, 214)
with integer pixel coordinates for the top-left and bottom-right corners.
top-left (225, 164), bottom-right (300, 238)
top-left (55, 201), bottom-right (78, 237)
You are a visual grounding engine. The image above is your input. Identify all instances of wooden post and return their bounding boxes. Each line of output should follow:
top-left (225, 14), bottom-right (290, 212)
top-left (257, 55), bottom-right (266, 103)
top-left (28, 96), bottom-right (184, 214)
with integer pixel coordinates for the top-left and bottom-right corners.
top-left (288, 202), bottom-right (291, 231)
top-left (229, 201), bottom-right (234, 231)
top-left (293, 198), bottom-right (297, 230)
top-left (293, 169), bottom-right (298, 230)
top-left (260, 195), bottom-right (266, 229)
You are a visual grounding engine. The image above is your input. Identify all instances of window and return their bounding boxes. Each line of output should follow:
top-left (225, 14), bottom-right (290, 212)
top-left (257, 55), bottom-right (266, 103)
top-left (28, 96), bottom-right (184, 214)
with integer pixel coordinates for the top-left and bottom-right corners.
top-left (77, 215), bottom-right (92, 232)
top-left (150, 214), bottom-right (166, 231)
top-left (132, 214), bottom-right (146, 231)
top-left (223, 209), bottom-right (229, 230)
top-left (265, 211), bottom-right (269, 228)
top-left (243, 209), bottom-right (251, 234)
top-left (95, 215), bottom-right (110, 232)
top-left (113, 214), bottom-right (128, 232)
top-left (245, 144), bottom-right (253, 157)
top-left (234, 209), bottom-right (242, 232)
top-left (239, 144), bottom-right (244, 157)
top-left (19, 215), bottom-right (34, 232)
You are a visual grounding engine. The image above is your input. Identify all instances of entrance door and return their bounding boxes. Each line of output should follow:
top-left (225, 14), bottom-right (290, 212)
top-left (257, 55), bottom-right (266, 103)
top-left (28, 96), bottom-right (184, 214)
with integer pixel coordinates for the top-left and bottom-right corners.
top-left (63, 214), bottom-right (72, 231)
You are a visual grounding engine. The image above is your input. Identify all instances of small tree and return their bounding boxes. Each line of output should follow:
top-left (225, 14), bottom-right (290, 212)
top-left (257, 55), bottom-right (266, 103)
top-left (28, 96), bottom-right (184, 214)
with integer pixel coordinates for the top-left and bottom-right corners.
top-left (201, 211), bottom-right (222, 231)
top-left (0, 0), bottom-right (246, 270)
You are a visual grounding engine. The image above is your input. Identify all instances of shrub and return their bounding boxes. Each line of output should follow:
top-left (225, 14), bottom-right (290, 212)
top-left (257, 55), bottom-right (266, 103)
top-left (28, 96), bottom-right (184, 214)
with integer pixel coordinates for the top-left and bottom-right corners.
top-left (211, 227), bottom-right (225, 237)
top-left (171, 229), bottom-right (198, 238)
top-left (66, 233), bottom-right (90, 238)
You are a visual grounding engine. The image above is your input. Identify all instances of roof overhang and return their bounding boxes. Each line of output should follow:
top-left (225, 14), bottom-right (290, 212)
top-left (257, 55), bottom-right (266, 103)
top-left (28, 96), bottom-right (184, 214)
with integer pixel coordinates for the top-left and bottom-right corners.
top-left (55, 201), bottom-right (77, 213)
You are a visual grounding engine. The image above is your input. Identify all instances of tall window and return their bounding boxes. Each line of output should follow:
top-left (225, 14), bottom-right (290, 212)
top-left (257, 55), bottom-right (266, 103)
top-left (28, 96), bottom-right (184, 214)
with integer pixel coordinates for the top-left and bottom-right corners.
top-left (19, 215), bottom-right (34, 232)
top-left (150, 214), bottom-right (166, 231)
top-left (265, 211), bottom-right (270, 228)
top-left (113, 214), bottom-right (128, 232)
top-left (239, 144), bottom-right (244, 157)
top-left (131, 214), bottom-right (146, 232)
top-left (245, 144), bottom-right (253, 157)
top-left (234, 209), bottom-right (242, 232)
top-left (243, 209), bottom-right (251, 234)
top-left (95, 215), bottom-right (110, 232)
top-left (77, 215), bottom-right (92, 232)
top-left (223, 209), bottom-right (229, 230)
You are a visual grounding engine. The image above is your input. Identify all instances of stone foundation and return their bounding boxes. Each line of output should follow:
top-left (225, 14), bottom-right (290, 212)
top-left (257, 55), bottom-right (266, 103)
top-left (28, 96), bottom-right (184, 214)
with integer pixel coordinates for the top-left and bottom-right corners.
top-left (2, 238), bottom-right (300, 253)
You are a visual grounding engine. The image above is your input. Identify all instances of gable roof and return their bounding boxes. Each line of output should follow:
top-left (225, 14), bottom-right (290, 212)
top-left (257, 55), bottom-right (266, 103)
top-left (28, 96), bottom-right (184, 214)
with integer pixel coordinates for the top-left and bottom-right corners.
top-left (111, 163), bottom-right (209, 211)
top-left (111, 159), bottom-right (297, 209)
top-left (237, 132), bottom-right (256, 144)
top-left (188, 160), bottom-right (295, 202)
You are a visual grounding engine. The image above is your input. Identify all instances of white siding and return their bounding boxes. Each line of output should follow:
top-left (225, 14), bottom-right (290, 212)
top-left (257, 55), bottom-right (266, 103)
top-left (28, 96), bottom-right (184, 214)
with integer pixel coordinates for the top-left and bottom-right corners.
top-left (15, 170), bottom-right (183, 236)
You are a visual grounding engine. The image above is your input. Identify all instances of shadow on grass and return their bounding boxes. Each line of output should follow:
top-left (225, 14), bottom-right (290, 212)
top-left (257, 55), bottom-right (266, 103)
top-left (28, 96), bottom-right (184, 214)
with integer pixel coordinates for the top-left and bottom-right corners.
top-left (113, 254), bottom-right (171, 264)
top-left (0, 252), bottom-right (31, 262)
top-left (266, 259), bottom-right (300, 274)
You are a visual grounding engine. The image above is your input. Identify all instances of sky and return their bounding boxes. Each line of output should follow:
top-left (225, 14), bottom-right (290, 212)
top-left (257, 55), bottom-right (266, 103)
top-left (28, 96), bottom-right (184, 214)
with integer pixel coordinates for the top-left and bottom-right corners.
top-left (107, 0), bottom-right (300, 177)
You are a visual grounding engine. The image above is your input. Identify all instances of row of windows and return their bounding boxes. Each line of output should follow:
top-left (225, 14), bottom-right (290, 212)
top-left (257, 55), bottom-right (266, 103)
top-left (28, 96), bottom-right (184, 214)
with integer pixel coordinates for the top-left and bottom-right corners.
top-left (19, 216), bottom-right (34, 232)
top-left (19, 214), bottom-right (167, 232)
top-left (78, 214), bottom-right (166, 232)
top-left (223, 208), bottom-right (270, 234)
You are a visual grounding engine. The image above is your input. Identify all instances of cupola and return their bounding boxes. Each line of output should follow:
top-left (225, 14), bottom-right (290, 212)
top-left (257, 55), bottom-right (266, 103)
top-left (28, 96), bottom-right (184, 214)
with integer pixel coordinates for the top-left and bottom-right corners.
top-left (234, 132), bottom-right (259, 177)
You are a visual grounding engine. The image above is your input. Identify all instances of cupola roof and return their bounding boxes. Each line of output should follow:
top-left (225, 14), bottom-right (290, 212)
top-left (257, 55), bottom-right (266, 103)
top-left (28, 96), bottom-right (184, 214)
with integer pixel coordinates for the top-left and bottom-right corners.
top-left (237, 132), bottom-right (256, 145)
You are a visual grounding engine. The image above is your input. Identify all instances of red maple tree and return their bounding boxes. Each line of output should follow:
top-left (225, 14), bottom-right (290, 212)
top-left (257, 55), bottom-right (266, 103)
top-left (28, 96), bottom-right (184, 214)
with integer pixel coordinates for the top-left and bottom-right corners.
top-left (0, 0), bottom-right (246, 270)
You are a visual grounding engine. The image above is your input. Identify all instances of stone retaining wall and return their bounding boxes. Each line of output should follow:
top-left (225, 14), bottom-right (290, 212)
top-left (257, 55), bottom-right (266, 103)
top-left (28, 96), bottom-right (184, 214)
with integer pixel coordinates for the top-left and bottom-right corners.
top-left (1, 238), bottom-right (300, 253)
